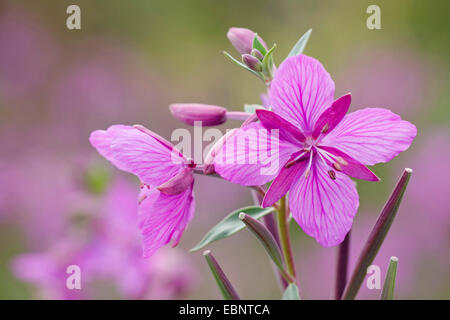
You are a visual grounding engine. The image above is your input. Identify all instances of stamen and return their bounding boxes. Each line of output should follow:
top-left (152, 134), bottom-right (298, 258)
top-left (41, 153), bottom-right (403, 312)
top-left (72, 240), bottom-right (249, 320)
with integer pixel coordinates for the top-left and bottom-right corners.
top-left (304, 151), bottom-right (314, 179)
top-left (321, 123), bottom-right (329, 134)
top-left (316, 147), bottom-right (338, 180)
top-left (285, 151), bottom-right (308, 168)
top-left (328, 170), bottom-right (336, 180)
top-left (333, 162), bottom-right (342, 171)
top-left (335, 156), bottom-right (348, 166)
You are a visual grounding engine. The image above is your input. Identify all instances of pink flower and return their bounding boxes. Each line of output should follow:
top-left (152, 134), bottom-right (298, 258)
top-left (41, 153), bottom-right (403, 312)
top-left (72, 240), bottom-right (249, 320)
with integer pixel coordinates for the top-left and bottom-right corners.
top-left (214, 54), bottom-right (416, 247)
top-left (89, 124), bottom-right (195, 258)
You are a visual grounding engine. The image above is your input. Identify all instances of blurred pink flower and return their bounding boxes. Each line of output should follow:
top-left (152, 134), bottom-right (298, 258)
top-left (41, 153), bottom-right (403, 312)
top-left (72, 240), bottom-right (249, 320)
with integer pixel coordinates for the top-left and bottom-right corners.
top-left (337, 48), bottom-right (430, 115)
top-left (12, 177), bottom-right (197, 299)
top-left (0, 8), bottom-right (57, 101)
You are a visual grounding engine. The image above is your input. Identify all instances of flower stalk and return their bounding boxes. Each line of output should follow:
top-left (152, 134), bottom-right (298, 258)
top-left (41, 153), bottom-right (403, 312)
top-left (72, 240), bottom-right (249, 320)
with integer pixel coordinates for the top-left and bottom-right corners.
top-left (342, 168), bottom-right (412, 300)
top-left (276, 196), bottom-right (298, 285)
top-left (203, 250), bottom-right (240, 300)
top-left (334, 230), bottom-right (351, 299)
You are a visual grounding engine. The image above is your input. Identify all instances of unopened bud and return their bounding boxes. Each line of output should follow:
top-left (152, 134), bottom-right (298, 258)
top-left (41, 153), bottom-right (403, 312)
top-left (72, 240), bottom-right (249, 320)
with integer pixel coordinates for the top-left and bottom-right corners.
top-left (169, 103), bottom-right (227, 126)
top-left (242, 54), bottom-right (262, 72)
top-left (251, 48), bottom-right (264, 60)
top-left (227, 27), bottom-right (267, 55)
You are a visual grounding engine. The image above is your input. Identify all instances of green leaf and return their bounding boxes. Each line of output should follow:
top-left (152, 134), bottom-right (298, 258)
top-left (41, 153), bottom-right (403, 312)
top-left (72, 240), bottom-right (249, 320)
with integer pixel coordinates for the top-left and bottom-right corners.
top-left (282, 283), bottom-right (301, 300)
top-left (262, 44), bottom-right (277, 78)
top-left (244, 104), bottom-right (264, 114)
top-left (252, 34), bottom-right (267, 56)
top-left (223, 51), bottom-right (262, 77)
top-left (287, 29), bottom-right (312, 58)
top-left (191, 206), bottom-right (275, 252)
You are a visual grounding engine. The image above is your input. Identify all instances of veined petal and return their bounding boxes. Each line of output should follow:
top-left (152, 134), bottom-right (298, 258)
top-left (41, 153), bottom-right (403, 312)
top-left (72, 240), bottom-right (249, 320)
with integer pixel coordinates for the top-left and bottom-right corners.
top-left (318, 145), bottom-right (379, 181)
top-left (312, 93), bottom-right (351, 139)
top-left (270, 54), bottom-right (335, 134)
top-left (214, 122), bottom-right (298, 186)
top-left (89, 125), bottom-right (135, 171)
top-left (289, 161), bottom-right (359, 247)
top-left (256, 109), bottom-right (306, 144)
top-left (321, 108), bottom-right (417, 166)
top-left (138, 185), bottom-right (195, 258)
top-left (262, 160), bottom-right (307, 207)
top-left (110, 126), bottom-right (185, 186)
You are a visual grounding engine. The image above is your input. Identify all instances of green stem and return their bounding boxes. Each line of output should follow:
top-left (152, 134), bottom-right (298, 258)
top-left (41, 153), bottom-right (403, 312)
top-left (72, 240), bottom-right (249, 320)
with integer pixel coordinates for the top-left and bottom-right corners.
top-left (277, 196), bottom-right (298, 284)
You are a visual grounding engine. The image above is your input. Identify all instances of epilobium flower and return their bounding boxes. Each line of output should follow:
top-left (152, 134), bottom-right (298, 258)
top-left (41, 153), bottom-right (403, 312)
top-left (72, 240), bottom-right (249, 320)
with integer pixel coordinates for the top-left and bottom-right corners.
top-left (214, 54), bottom-right (416, 247)
top-left (89, 124), bottom-right (196, 257)
top-left (227, 27), bottom-right (267, 55)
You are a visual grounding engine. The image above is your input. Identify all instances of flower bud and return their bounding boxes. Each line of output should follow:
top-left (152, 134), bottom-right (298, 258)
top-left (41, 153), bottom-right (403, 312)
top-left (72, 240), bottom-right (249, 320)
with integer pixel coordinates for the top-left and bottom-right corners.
top-left (251, 48), bottom-right (264, 61)
top-left (242, 54), bottom-right (262, 72)
top-left (169, 103), bottom-right (227, 126)
top-left (227, 27), bottom-right (267, 55)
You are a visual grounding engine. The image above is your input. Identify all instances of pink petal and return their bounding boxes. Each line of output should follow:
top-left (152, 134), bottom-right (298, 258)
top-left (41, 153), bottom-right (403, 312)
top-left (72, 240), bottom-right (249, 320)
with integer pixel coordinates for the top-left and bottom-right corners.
top-left (262, 160), bottom-right (307, 207)
top-left (157, 168), bottom-right (194, 195)
top-left (89, 125), bottom-right (134, 171)
top-left (318, 145), bottom-right (379, 181)
top-left (312, 93), bottom-right (351, 139)
top-left (321, 108), bottom-right (417, 166)
top-left (289, 160), bottom-right (359, 247)
top-left (110, 126), bottom-right (185, 186)
top-left (214, 122), bottom-right (298, 186)
top-left (270, 54), bottom-right (335, 134)
top-left (138, 185), bottom-right (195, 258)
top-left (256, 109), bottom-right (306, 144)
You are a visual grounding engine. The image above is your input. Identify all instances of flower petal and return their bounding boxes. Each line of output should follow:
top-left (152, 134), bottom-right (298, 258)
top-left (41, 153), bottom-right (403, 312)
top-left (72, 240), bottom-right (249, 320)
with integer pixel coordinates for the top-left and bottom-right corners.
top-left (321, 108), bottom-right (417, 166)
top-left (110, 126), bottom-right (185, 186)
top-left (270, 54), bottom-right (335, 134)
top-left (289, 160), bottom-right (359, 247)
top-left (312, 93), bottom-right (351, 139)
top-left (318, 145), bottom-right (379, 181)
top-left (89, 125), bottom-right (134, 171)
top-left (138, 185), bottom-right (195, 258)
top-left (256, 109), bottom-right (306, 144)
top-left (214, 122), bottom-right (298, 186)
top-left (157, 168), bottom-right (194, 195)
top-left (262, 160), bottom-right (307, 207)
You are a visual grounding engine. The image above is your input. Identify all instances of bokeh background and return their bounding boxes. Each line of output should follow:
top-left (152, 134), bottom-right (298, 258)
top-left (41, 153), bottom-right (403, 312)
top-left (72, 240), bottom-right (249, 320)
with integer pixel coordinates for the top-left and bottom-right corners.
top-left (0, 0), bottom-right (448, 299)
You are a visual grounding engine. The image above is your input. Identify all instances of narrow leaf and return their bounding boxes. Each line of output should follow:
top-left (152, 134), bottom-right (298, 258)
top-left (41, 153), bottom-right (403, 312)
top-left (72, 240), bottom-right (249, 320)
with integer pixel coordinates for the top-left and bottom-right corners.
top-left (342, 168), bottom-right (412, 300)
top-left (252, 33), bottom-right (267, 56)
top-left (282, 283), bottom-right (301, 300)
top-left (223, 51), bottom-right (262, 77)
top-left (191, 206), bottom-right (275, 252)
top-left (381, 256), bottom-right (398, 300)
top-left (203, 250), bottom-right (240, 300)
top-left (262, 44), bottom-right (277, 77)
top-left (287, 28), bottom-right (312, 58)
top-left (239, 213), bottom-right (283, 269)
top-left (239, 213), bottom-right (294, 283)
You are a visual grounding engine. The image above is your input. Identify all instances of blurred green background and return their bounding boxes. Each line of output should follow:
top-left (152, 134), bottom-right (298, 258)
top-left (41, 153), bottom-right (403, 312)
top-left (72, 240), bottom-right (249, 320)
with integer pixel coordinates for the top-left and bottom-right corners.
top-left (0, 0), bottom-right (448, 299)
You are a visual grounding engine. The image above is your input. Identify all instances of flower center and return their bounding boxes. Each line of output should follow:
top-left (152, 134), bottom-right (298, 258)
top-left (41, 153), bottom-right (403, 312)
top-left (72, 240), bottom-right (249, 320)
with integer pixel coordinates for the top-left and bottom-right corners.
top-left (285, 135), bottom-right (346, 181)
